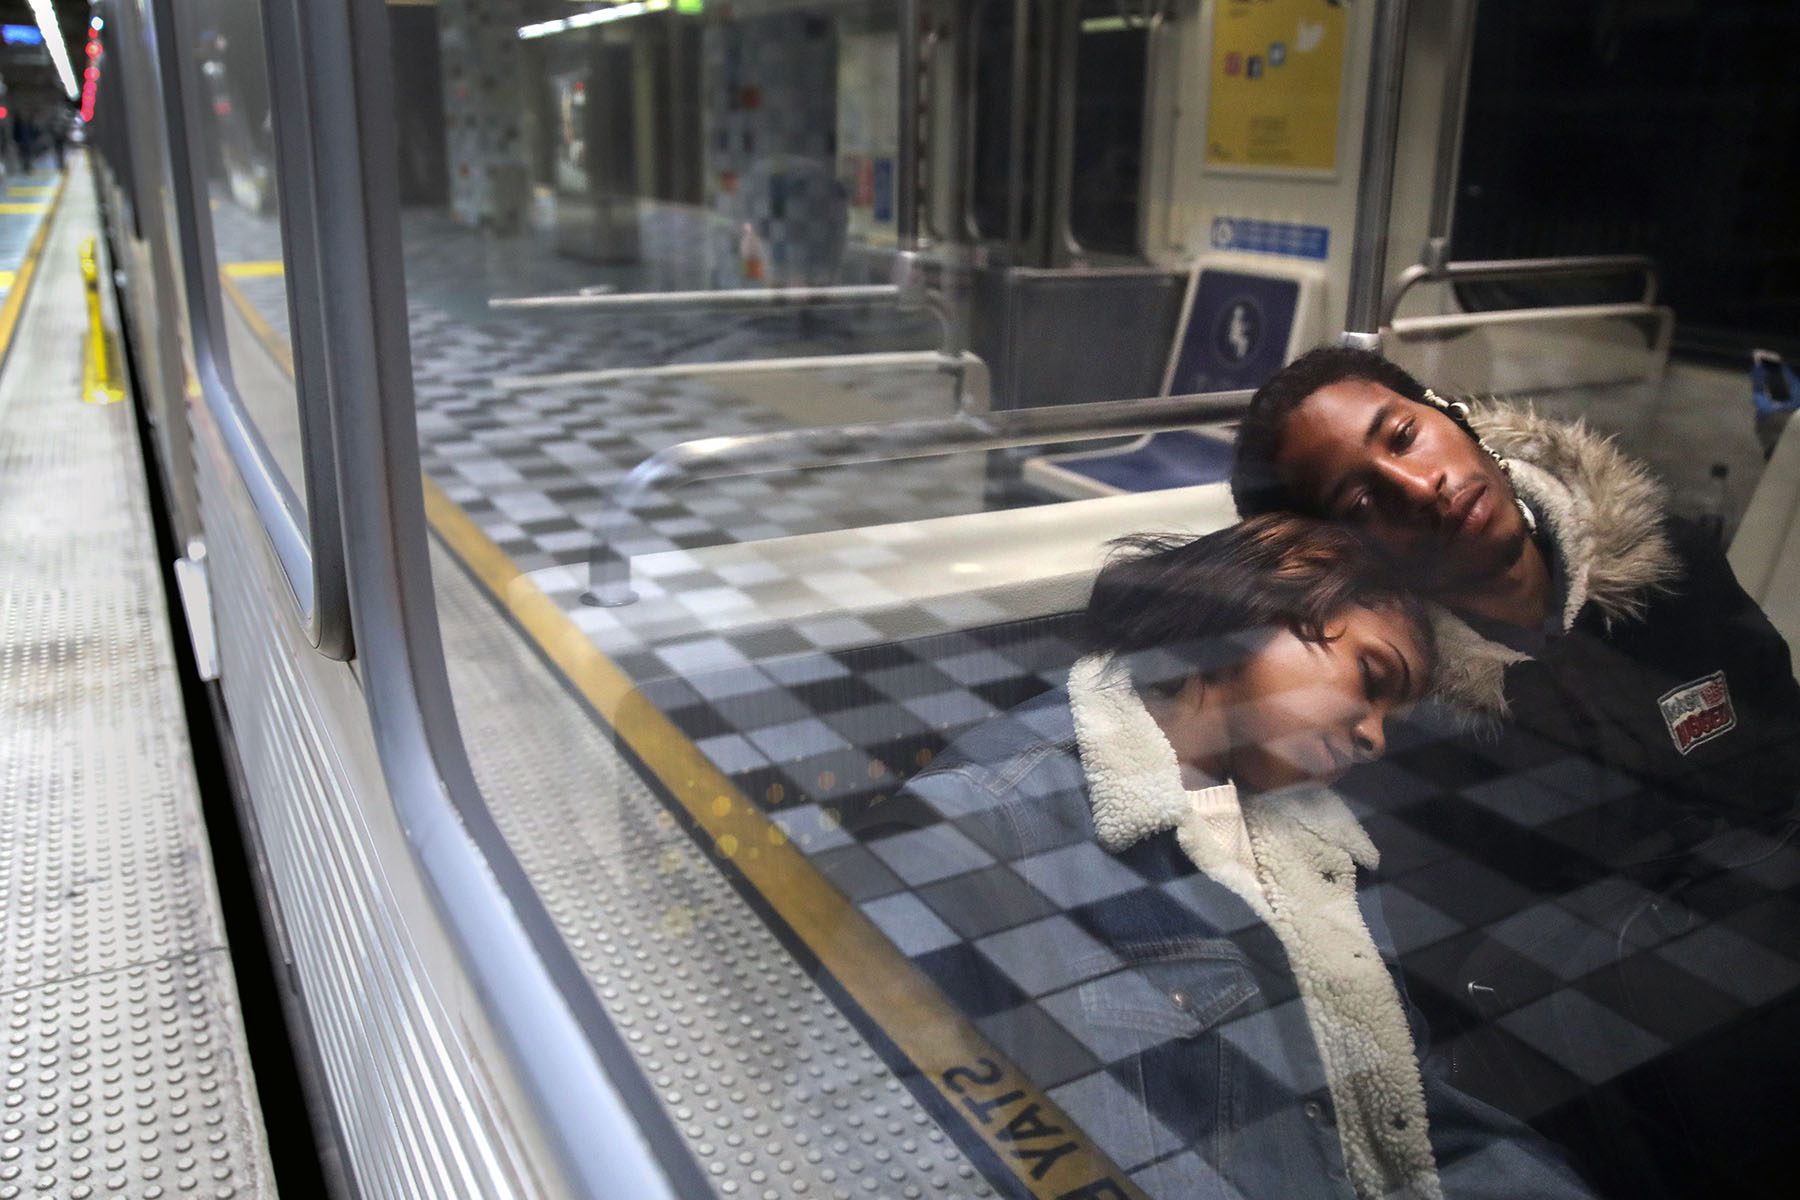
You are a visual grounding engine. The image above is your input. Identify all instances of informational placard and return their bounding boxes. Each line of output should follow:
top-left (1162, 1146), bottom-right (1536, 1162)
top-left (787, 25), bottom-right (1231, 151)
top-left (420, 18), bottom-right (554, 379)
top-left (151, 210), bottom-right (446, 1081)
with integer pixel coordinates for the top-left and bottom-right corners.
top-left (1165, 268), bottom-right (1301, 395)
top-left (837, 31), bottom-right (899, 243)
top-left (1204, 0), bottom-right (1349, 174)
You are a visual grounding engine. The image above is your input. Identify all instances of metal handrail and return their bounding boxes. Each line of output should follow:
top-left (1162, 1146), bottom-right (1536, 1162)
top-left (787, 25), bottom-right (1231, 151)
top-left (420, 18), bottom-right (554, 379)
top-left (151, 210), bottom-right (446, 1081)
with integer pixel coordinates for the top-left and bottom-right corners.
top-left (494, 349), bottom-right (988, 402)
top-left (898, 0), bottom-right (921, 249)
top-left (583, 387), bottom-right (1254, 606)
top-left (488, 282), bottom-right (905, 313)
top-left (487, 249), bottom-right (986, 406)
top-left (1382, 253), bottom-right (1659, 327)
top-left (1389, 299), bottom-right (1672, 338)
top-left (488, 241), bottom-right (935, 312)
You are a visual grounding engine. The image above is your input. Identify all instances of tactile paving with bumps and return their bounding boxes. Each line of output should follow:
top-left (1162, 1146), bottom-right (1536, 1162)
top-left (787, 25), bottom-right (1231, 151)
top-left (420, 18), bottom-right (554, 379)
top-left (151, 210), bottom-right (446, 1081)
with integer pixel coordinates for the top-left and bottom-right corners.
top-left (0, 953), bottom-right (268, 1200)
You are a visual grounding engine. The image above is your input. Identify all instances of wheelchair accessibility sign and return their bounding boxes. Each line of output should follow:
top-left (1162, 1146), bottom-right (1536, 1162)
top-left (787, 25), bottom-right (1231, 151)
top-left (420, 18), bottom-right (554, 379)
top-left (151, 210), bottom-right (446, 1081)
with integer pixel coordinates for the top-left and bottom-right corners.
top-left (1214, 298), bottom-right (1264, 365)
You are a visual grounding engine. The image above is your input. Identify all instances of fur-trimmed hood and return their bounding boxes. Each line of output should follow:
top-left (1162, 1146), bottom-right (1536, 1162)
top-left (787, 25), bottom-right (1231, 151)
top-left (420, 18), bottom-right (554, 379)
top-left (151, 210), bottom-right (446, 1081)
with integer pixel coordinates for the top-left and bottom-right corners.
top-left (1431, 404), bottom-right (1681, 724)
top-left (1068, 655), bottom-right (1442, 1200)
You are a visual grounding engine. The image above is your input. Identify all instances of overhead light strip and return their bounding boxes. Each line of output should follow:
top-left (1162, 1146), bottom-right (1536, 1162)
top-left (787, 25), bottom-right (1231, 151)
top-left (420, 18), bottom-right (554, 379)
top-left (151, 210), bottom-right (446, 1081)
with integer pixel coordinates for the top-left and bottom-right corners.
top-left (27, 0), bottom-right (76, 99)
top-left (519, 0), bottom-right (675, 40)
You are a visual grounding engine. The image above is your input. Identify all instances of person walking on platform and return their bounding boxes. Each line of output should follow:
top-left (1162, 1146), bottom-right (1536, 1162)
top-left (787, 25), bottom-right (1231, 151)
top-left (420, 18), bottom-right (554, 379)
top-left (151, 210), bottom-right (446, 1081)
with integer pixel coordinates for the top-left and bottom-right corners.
top-left (1230, 345), bottom-right (1800, 1200)
top-left (11, 118), bottom-right (33, 173)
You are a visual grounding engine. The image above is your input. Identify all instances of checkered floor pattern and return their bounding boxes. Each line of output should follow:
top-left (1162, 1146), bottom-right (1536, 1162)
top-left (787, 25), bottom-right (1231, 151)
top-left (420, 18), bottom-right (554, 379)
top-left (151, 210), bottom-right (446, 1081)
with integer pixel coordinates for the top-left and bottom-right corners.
top-left (629, 611), bottom-right (1800, 1194)
top-left (1341, 726), bottom-right (1800, 1112)
top-left (201, 192), bottom-right (1800, 1195)
top-left (211, 199), bottom-right (1016, 660)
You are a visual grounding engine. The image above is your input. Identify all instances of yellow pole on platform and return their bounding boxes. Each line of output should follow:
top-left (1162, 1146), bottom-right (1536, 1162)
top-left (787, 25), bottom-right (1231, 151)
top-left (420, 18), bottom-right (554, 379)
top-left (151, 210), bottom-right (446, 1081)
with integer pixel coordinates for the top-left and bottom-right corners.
top-left (80, 236), bottom-right (122, 405)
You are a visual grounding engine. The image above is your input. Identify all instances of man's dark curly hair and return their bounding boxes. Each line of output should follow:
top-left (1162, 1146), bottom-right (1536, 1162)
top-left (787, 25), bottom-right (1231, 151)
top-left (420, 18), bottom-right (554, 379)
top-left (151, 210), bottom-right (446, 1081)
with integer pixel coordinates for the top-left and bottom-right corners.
top-left (1229, 346), bottom-right (1434, 518)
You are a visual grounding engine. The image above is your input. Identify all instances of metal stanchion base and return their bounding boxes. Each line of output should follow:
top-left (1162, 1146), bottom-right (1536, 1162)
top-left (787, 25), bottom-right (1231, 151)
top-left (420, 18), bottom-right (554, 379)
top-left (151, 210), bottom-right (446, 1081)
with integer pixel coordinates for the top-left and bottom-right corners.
top-left (581, 587), bottom-right (638, 608)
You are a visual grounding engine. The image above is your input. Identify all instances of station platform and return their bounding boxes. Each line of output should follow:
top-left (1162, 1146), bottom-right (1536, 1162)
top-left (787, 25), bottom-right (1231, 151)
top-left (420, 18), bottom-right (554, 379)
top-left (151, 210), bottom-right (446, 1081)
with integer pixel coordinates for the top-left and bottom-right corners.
top-left (0, 169), bottom-right (276, 1196)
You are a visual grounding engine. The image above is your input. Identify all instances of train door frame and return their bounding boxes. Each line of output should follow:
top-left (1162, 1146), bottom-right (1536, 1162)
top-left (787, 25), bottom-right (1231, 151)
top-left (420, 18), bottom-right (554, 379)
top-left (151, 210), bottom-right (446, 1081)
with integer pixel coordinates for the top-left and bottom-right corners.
top-left (94, 0), bottom-right (206, 547)
top-left (945, 0), bottom-right (1164, 270)
top-left (238, 0), bottom-right (722, 1193)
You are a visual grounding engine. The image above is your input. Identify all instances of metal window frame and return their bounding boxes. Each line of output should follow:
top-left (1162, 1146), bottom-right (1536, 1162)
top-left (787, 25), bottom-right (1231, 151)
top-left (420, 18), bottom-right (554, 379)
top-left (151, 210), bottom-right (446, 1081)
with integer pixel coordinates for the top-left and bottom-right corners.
top-left (260, 0), bottom-right (716, 1194)
top-left (147, 0), bottom-right (352, 658)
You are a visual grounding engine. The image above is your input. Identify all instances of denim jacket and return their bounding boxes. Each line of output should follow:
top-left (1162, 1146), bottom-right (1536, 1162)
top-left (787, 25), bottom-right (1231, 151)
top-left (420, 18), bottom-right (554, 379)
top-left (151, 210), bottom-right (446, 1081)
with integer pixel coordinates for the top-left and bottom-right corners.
top-left (902, 677), bottom-right (1599, 1200)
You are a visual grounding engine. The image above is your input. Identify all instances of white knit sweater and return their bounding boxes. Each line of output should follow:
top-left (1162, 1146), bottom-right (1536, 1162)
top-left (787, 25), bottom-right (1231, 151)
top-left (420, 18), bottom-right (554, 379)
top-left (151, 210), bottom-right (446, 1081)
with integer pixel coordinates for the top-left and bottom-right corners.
top-left (1068, 654), bottom-right (1442, 1200)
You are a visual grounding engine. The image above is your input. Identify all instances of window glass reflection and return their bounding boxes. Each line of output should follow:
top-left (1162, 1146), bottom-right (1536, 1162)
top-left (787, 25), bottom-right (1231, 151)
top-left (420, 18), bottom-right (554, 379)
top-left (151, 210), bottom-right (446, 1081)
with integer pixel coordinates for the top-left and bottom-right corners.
top-left (372, 3), bottom-right (1800, 1198)
top-left (186, 0), bottom-right (305, 509)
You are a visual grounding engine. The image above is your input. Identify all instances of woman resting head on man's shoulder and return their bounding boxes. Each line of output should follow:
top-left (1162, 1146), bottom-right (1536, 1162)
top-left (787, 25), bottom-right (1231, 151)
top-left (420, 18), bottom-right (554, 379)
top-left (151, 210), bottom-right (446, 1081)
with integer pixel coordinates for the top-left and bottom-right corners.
top-left (1080, 512), bottom-right (1430, 797)
top-left (901, 512), bottom-right (1596, 1200)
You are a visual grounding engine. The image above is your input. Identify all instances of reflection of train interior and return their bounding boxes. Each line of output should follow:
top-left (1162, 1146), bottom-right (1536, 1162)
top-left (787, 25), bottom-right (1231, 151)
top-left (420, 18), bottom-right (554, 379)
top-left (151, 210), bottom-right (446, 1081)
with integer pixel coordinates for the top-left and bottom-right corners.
top-left (71, 0), bottom-right (1800, 1196)
top-left (191, 1), bottom-right (278, 214)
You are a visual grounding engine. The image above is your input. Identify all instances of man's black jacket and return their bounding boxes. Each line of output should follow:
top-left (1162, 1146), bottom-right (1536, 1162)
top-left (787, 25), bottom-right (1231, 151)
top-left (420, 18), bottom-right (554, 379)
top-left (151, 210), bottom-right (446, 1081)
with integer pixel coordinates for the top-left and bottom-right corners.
top-left (1347, 407), bottom-right (1800, 1199)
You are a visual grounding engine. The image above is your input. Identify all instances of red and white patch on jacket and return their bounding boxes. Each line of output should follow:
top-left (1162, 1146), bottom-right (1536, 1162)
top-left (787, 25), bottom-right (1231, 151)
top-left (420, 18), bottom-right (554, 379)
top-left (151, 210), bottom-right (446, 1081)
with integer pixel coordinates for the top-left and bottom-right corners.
top-left (1658, 670), bottom-right (1736, 755)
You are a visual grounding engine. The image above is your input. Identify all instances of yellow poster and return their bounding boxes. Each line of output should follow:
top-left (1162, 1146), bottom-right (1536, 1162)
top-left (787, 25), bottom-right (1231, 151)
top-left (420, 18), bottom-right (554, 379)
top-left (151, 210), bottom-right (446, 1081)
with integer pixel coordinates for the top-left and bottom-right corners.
top-left (1204, 0), bottom-right (1349, 174)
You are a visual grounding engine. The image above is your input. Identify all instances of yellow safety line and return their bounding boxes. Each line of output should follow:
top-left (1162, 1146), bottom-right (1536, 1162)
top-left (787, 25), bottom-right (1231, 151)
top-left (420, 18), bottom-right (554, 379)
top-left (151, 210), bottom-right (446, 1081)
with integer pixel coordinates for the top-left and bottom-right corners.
top-left (223, 267), bottom-right (1146, 1199)
top-left (0, 272), bottom-right (14, 291)
top-left (222, 259), bottom-right (286, 279)
top-left (7, 184), bottom-right (55, 196)
top-left (0, 173), bottom-right (68, 372)
top-left (0, 202), bottom-right (48, 215)
top-left (218, 269), bottom-right (296, 376)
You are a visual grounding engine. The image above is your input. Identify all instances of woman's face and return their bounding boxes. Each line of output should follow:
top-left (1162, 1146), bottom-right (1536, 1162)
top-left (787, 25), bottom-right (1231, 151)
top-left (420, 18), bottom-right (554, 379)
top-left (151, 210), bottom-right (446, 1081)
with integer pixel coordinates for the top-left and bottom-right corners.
top-left (1207, 603), bottom-right (1428, 793)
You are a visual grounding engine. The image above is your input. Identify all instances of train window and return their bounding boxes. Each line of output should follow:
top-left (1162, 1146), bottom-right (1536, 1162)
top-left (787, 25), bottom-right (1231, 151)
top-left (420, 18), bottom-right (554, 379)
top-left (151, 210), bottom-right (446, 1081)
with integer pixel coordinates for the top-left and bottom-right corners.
top-left (1452, 0), bottom-right (1800, 362)
top-left (1066, 0), bottom-right (1149, 256)
top-left (183, 0), bottom-right (306, 508)
top-left (334, 0), bottom-right (1800, 1196)
top-left (367, 2), bottom-right (1239, 1193)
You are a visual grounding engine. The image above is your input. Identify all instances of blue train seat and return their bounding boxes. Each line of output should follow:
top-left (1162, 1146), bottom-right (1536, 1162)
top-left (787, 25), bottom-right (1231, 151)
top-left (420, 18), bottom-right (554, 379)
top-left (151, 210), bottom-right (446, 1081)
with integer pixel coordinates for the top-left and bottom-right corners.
top-left (1024, 429), bottom-right (1237, 497)
top-left (1023, 252), bottom-right (1324, 499)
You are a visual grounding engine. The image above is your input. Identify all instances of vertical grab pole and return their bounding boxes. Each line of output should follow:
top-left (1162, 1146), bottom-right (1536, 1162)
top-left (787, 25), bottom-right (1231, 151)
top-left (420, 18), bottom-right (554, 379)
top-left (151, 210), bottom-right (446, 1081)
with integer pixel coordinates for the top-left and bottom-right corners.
top-left (897, 0), bottom-right (920, 252)
top-left (1422, 0), bottom-right (1480, 272)
top-left (1340, 0), bottom-right (1413, 351)
top-left (1004, 0), bottom-right (1031, 256)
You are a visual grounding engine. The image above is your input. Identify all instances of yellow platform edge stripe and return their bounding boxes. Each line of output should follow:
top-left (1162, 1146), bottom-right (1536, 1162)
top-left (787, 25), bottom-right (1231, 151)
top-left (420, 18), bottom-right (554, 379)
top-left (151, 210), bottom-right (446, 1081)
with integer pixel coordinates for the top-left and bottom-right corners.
top-left (222, 259), bottom-right (286, 279)
top-left (220, 270), bottom-right (1145, 1200)
top-left (218, 269), bottom-right (296, 376)
top-left (0, 173), bottom-right (69, 370)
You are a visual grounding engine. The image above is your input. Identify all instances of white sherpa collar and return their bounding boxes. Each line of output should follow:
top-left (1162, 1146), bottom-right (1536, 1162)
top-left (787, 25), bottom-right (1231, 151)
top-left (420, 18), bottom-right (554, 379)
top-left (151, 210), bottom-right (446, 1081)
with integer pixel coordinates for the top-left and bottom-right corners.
top-left (1067, 654), bottom-right (1440, 1199)
top-left (1431, 403), bottom-right (1682, 722)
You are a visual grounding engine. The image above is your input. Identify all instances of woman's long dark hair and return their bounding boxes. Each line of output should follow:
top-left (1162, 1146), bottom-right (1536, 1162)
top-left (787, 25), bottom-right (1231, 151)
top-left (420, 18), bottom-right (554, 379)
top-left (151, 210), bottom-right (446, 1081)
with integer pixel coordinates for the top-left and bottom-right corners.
top-left (1082, 513), bottom-right (1434, 689)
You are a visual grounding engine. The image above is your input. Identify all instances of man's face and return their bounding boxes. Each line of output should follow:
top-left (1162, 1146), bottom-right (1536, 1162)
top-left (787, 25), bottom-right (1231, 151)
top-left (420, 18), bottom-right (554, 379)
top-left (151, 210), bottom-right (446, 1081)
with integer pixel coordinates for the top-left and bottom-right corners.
top-left (1273, 379), bottom-right (1529, 590)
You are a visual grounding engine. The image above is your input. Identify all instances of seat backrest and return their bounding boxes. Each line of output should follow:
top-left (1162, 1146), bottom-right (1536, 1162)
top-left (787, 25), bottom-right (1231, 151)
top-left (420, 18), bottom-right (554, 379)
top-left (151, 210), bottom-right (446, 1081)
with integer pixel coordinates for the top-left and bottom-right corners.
top-left (1386, 302), bottom-right (1675, 397)
top-left (1728, 414), bottom-right (1800, 679)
